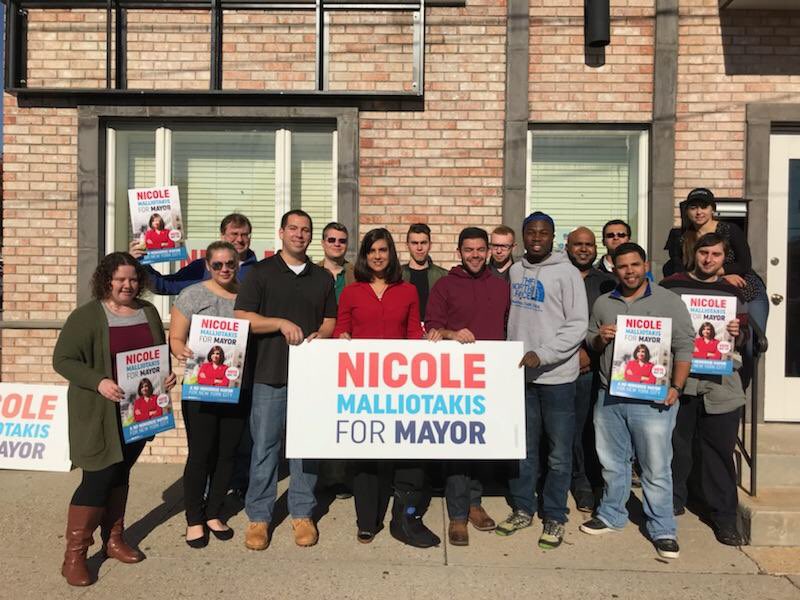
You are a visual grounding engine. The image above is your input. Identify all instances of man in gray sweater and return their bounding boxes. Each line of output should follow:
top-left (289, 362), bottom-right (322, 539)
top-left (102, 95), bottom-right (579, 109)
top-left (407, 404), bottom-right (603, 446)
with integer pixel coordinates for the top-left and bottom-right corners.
top-left (580, 243), bottom-right (693, 560)
top-left (496, 211), bottom-right (588, 550)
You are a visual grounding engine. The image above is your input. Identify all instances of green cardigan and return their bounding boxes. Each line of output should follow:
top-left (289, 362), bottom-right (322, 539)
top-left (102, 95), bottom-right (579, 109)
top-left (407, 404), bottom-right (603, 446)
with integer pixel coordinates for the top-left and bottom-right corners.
top-left (52, 299), bottom-right (166, 471)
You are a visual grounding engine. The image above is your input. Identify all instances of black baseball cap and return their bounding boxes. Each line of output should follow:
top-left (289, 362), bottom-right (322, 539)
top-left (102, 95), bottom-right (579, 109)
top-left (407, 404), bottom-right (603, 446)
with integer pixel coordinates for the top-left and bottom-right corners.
top-left (684, 187), bottom-right (716, 208)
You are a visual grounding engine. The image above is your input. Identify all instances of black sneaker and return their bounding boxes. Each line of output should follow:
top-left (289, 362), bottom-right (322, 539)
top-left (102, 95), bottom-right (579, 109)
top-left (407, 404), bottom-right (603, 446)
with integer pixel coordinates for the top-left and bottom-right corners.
top-left (714, 527), bottom-right (743, 547)
top-left (573, 490), bottom-right (595, 513)
top-left (579, 517), bottom-right (619, 535)
top-left (654, 538), bottom-right (680, 559)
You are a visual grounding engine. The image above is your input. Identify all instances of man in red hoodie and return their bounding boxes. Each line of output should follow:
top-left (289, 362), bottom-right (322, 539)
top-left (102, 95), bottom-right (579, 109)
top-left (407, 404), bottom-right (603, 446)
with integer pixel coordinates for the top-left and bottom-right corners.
top-left (426, 226), bottom-right (511, 546)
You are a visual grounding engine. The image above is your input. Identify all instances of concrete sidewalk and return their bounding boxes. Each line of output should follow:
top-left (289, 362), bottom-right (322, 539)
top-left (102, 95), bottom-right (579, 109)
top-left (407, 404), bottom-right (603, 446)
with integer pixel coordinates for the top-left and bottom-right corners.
top-left (3, 464), bottom-right (799, 600)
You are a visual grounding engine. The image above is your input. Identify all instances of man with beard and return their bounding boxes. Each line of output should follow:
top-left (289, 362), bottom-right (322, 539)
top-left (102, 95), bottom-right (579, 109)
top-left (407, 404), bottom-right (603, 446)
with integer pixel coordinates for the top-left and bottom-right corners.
top-left (497, 212), bottom-right (588, 550)
top-left (581, 243), bottom-right (693, 560)
top-left (426, 227), bottom-right (510, 546)
top-left (565, 227), bottom-right (616, 512)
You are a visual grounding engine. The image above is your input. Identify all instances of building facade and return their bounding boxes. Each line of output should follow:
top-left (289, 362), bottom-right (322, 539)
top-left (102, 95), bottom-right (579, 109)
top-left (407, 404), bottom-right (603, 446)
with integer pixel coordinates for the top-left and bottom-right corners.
top-left (2, 0), bottom-right (799, 463)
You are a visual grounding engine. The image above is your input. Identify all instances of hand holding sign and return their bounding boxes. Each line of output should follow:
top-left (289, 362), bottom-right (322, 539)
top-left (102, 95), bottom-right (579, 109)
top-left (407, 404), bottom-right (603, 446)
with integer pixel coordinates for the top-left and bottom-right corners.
top-left (98, 378), bottom-right (125, 403)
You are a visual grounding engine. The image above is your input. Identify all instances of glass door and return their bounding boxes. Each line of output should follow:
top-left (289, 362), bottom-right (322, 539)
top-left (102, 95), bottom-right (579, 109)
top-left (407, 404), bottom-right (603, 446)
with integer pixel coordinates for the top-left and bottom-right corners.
top-left (765, 134), bottom-right (800, 421)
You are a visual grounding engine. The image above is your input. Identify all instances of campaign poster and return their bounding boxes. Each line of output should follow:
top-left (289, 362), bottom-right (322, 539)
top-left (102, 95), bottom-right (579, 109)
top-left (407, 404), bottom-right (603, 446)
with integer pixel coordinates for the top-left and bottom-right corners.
top-left (609, 315), bottom-right (673, 402)
top-left (182, 315), bottom-right (249, 404)
top-left (286, 340), bottom-right (526, 460)
top-left (116, 344), bottom-right (175, 444)
top-left (128, 185), bottom-right (188, 265)
top-left (0, 384), bottom-right (70, 472)
top-left (681, 294), bottom-right (736, 376)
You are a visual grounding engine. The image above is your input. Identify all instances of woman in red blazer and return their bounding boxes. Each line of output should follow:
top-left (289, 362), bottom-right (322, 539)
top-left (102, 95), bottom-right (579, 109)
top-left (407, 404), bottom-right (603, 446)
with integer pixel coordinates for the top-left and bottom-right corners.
top-left (624, 344), bottom-right (656, 385)
top-left (132, 377), bottom-right (162, 422)
top-left (333, 228), bottom-right (438, 549)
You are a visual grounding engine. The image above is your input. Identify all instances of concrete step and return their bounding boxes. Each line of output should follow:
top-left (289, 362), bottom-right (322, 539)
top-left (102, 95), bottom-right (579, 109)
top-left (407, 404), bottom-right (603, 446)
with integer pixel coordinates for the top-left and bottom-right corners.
top-left (738, 423), bottom-right (800, 488)
top-left (739, 487), bottom-right (800, 546)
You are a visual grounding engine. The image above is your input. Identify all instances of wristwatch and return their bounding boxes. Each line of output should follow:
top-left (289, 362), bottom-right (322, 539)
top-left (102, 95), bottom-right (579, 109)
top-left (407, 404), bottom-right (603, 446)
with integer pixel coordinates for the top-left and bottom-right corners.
top-left (670, 384), bottom-right (684, 395)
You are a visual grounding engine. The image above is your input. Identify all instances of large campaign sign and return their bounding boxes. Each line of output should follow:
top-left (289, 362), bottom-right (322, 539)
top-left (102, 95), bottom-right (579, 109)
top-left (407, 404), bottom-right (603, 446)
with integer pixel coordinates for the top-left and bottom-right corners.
top-left (0, 383), bottom-right (70, 472)
top-left (286, 340), bottom-right (526, 459)
top-left (609, 315), bottom-right (673, 402)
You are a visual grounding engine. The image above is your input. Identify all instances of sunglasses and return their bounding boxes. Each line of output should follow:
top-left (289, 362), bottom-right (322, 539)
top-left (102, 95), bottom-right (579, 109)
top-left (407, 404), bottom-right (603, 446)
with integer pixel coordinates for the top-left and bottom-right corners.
top-left (210, 260), bottom-right (236, 271)
top-left (604, 232), bottom-right (629, 240)
top-left (326, 237), bottom-right (348, 245)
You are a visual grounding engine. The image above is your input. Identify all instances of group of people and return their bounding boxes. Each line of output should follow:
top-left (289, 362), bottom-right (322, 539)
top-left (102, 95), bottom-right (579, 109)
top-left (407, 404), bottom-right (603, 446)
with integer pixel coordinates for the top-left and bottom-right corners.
top-left (53, 187), bottom-right (765, 586)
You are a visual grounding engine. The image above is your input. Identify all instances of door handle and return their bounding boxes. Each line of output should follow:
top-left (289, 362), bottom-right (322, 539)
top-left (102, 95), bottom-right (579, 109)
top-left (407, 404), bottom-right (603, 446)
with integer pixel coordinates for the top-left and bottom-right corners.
top-left (771, 293), bottom-right (784, 306)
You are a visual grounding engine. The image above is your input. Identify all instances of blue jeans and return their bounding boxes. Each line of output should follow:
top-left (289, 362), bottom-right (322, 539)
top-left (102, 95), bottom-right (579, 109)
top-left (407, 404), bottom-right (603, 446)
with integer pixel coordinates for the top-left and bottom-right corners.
top-left (245, 384), bottom-right (318, 522)
top-left (572, 371), bottom-right (599, 495)
top-left (594, 389), bottom-right (677, 540)
top-left (507, 382), bottom-right (575, 523)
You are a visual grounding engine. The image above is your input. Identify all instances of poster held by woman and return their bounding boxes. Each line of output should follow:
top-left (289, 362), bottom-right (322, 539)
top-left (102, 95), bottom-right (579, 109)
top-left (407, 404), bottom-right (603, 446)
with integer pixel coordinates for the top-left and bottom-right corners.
top-left (128, 186), bottom-right (188, 265)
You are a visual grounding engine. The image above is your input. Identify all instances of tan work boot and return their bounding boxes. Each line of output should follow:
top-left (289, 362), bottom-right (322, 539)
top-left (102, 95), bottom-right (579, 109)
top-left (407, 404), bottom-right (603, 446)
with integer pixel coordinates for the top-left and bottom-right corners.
top-left (291, 518), bottom-right (319, 547)
top-left (448, 519), bottom-right (469, 546)
top-left (468, 505), bottom-right (497, 531)
top-left (244, 521), bottom-right (269, 550)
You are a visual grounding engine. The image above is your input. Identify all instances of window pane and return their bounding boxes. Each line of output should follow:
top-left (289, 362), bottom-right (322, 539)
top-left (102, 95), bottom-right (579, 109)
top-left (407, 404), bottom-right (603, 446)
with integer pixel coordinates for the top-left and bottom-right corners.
top-left (113, 130), bottom-right (157, 252)
top-left (291, 129), bottom-right (335, 261)
top-left (171, 130), bottom-right (276, 259)
top-left (529, 131), bottom-right (643, 253)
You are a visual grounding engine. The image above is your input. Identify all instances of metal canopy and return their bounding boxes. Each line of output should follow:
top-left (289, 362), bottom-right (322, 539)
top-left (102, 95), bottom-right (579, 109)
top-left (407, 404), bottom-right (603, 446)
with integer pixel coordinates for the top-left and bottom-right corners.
top-left (719, 0), bottom-right (800, 8)
top-left (2, 0), bottom-right (468, 101)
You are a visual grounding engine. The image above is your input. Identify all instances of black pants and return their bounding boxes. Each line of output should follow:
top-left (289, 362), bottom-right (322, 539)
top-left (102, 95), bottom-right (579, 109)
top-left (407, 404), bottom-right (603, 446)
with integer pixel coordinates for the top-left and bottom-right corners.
top-left (353, 461), bottom-right (427, 533)
top-left (572, 370), bottom-right (602, 494)
top-left (182, 400), bottom-right (247, 526)
top-left (71, 440), bottom-right (146, 507)
top-left (672, 396), bottom-right (742, 529)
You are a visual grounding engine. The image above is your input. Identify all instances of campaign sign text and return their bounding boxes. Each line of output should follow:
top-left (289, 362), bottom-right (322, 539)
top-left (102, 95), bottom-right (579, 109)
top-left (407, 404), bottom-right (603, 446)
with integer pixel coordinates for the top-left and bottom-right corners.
top-left (182, 315), bottom-right (249, 404)
top-left (609, 315), bottom-right (673, 402)
top-left (116, 344), bottom-right (175, 443)
top-left (0, 383), bottom-right (70, 472)
top-left (681, 294), bottom-right (736, 375)
top-left (286, 340), bottom-right (525, 459)
top-left (128, 185), bottom-right (189, 265)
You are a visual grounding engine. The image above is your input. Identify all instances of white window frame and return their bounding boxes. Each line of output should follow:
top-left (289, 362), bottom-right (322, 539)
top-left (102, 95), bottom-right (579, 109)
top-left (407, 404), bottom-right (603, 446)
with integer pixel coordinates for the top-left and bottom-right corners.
top-left (105, 123), bottom-right (338, 319)
top-left (525, 127), bottom-right (649, 251)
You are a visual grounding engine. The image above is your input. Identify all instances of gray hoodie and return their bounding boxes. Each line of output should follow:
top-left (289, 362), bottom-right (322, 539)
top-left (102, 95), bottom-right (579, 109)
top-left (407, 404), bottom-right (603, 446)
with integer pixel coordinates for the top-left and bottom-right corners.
top-left (507, 251), bottom-right (588, 384)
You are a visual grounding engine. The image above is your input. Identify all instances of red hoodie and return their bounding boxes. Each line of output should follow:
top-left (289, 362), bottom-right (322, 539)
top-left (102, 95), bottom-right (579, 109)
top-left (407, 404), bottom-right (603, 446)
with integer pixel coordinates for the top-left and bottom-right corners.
top-left (425, 265), bottom-right (510, 340)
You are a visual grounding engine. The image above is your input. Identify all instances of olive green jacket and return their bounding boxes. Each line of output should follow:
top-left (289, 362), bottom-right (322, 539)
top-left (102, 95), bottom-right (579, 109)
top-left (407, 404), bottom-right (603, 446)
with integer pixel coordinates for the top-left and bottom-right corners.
top-left (52, 299), bottom-right (166, 471)
top-left (401, 261), bottom-right (447, 289)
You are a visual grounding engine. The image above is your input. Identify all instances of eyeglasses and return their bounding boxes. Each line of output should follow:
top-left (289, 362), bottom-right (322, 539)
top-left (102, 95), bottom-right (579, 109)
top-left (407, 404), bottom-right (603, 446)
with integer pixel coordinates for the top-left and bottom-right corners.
top-left (604, 232), bottom-right (629, 240)
top-left (489, 243), bottom-right (513, 250)
top-left (210, 260), bottom-right (236, 271)
top-left (326, 237), bottom-right (348, 245)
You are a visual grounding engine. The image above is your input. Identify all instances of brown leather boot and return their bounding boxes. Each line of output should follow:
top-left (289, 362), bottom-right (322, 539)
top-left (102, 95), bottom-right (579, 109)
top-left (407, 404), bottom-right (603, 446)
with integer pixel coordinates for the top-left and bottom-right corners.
top-left (448, 519), bottom-right (469, 546)
top-left (62, 504), bottom-right (104, 586)
top-left (101, 486), bottom-right (144, 563)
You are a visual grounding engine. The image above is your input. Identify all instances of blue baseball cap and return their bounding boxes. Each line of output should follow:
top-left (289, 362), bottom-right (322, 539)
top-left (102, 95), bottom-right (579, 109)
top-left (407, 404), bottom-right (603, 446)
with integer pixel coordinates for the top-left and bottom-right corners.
top-left (522, 211), bottom-right (555, 232)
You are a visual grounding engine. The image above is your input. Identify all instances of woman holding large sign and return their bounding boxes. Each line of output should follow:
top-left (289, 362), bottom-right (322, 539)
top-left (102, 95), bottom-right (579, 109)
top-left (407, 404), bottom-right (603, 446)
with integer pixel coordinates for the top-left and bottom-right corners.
top-left (53, 252), bottom-right (177, 586)
top-left (333, 228), bottom-right (439, 548)
top-left (169, 241), bottom-right (248, 548)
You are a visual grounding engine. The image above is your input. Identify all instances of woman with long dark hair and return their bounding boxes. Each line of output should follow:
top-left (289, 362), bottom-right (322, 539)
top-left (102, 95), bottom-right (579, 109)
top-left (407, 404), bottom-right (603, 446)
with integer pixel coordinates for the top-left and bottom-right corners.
top-left (333, 228), bottom-right (439, 548)
top-left (53, 252), bottom-right (176, 586)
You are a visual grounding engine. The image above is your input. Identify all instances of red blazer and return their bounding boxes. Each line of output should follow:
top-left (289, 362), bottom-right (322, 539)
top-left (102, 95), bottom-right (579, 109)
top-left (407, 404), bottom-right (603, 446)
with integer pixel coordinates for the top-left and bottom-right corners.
top-left (693, 337), bottom-right (721, 360)
top-left (333, 281), bottom-right (423, 340)
top-left (197, 361), bottom-right (230, 387)
top-left (624, 360), bottom-right (656, 385)
top-left (145, 228), bottom-right (175, 250)
top-left (133, 395), bottom-right (162, 422)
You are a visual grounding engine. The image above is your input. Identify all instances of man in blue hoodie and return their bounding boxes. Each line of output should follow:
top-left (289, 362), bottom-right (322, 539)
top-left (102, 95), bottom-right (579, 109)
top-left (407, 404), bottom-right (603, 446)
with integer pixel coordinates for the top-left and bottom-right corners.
top-left (130, 213), bottom-right (258, 294)
top-left (496, 212), bottom-right (588, 550)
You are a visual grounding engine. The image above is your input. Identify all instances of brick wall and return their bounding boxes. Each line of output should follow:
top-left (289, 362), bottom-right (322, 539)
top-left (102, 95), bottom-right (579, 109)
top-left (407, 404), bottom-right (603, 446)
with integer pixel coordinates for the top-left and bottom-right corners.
top-left (529, 0), bottom-right (655, 122)
top-left (359, 1), bottom-right (507, 266)
top-left (674, 1), bottom-right (800, 202)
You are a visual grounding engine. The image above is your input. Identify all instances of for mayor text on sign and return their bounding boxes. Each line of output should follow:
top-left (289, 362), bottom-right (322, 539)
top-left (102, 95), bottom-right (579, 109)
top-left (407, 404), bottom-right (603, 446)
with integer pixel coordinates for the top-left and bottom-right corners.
top-left (286, 340), bottom-right (525, 460)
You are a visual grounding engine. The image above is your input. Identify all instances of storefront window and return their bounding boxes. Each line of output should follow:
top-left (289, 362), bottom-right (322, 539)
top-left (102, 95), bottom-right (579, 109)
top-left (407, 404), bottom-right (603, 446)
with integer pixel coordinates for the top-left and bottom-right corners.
top-left (527, 128), bottom-right (649, 253)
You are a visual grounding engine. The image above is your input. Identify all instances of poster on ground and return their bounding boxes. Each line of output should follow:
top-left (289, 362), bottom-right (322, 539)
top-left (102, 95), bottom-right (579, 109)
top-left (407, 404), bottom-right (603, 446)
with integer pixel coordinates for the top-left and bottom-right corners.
top-left (681, 294), bottom-right (736, 376)
top-left (0, 383), bottom-right (70, 472)
top-left (116, 344), bottom-right (175, 443)
top-left (128, 186), bottom-right (188, 264)
top-left (182, 315), bottom-right (249, 404)
top-left (609, 315), bottom-right (673, 402)
top-left (286, 340), bottom-right (526, 459)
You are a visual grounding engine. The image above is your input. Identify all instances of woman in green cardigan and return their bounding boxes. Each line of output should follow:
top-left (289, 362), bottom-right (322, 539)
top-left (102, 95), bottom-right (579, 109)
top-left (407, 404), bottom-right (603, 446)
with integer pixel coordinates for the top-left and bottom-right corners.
top-left (53, 252), bottom-right (176, 587)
